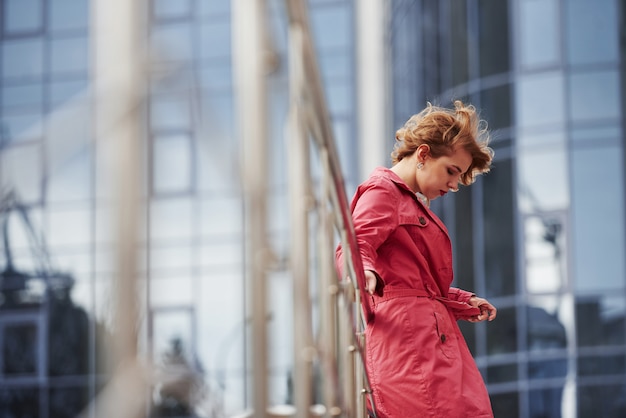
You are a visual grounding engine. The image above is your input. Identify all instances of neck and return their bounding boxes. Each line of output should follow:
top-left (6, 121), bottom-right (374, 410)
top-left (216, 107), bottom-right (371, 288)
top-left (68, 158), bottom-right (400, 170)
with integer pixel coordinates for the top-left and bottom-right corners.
top-left (391, 158), bottom-right (420, 194)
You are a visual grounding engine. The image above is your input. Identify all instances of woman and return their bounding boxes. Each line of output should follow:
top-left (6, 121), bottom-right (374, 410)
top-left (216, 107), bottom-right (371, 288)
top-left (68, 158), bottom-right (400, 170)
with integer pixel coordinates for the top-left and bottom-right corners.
top-left (336, 101), bottom-right (497, 417)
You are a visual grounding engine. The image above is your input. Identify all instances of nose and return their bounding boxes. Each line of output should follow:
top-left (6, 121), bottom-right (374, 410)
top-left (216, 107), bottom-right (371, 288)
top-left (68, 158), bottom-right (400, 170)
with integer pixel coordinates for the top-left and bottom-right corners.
top-left (447, 180), bottom-right (459, 192)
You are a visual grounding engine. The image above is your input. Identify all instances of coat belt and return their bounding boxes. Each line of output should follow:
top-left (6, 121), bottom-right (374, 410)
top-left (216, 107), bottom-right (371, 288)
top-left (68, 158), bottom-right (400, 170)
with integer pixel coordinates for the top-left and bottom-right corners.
top-left (373, 287), bottom-right (481, 320)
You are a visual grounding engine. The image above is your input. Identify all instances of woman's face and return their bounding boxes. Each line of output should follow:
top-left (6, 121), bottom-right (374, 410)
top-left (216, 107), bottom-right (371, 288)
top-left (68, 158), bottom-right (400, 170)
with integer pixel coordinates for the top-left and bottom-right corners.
top-left (416, 146), bottom-right (472, 201)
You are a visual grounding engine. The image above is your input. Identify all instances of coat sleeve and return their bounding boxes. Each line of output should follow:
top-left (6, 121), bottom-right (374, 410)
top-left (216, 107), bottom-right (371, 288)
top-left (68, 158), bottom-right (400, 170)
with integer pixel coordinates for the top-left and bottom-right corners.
top-left (448, 287), bottom-right (474, 303)
top-left (335, 180), bottom-right (399, 281)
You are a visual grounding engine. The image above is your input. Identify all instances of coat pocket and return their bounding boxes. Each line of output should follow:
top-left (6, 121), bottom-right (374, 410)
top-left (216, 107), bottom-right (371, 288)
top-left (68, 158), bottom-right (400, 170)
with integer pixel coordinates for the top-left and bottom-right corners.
top-left (433, 309), bottom-right (457, 359)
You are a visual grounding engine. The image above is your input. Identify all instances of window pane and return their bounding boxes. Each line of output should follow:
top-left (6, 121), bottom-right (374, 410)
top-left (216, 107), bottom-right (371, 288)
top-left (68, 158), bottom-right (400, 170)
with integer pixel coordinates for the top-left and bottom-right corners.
top-left (2, 39), bottom-right (44, 80)
top-left (478, 0), bottom-right (510, 76)
top-left (569, 69), bottom-right (621, 122)
top-left (576, 295), bottom-right (625, 347)
top-left (152, 23), bottom-right (193, 62)
top-left (152, 309), bottom-right (194, 365)
top-left (566, 0), bottom-right (618, 65)
top-left (519, 0), bottom-right (560, 68)
top-left (483, 158), bottom-right (516, 297)
top-left (310, 5), bottom-right (352, 50)
top-left (150, 95), bottom-right (191, 131)
top-left (50, 37), bottom-right (89, 76)
top-left (0, 143), bottom-right (42, 204)
top-left (572, 146), bottom-right (624, 292)
top-left (449, 1), bottom-right (469, 87)
top-left (578, 354), bottom-right (626, 377)
top-left (200, 21), bottom-right (231, 60)
top-left (1, 111), bottom-right (43, 144)
top-left (4, 0), bottom-right (42, 34)
top-left (578, 384), bottom-right (626, 417)
top-left (3, 323), bottom-right (38, 374)
top-left (487, 305), bottom-right (517, 354)
top-left (153, 0), bottom-right (191, 19)
top-left (487, 363), bottom-right (517, 384)
top-left (517, 72), bottom-right (565, 128)
top-left (491, 392), bottom-right (519, 418)
top-left (150, 198), bottom-right (194, 241)
top-left (153, 133), bottom-right (192, 194)
top-left (1, 84), bottom-right (44, 109)
top-left (479, 84), bottom-right (511, 130)
top-left (524, 215), bottom-right (567, 294)
top-left (518, 144), bottom-right (569, 213)
top-left (50, 0), bottom-right (89, 31)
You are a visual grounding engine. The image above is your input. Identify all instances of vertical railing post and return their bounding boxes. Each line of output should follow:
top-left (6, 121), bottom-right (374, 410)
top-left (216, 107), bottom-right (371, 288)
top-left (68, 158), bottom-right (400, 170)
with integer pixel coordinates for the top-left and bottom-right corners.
top-left (287, 23), bottom-right (315, 417)
top-left (232, 1), bottom-right (270, 416)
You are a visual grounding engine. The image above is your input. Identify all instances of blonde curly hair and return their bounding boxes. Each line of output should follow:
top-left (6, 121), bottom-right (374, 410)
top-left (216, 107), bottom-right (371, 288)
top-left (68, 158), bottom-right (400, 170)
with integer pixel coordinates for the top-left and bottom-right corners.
top-left (391, 100), bottom-right (493, 185)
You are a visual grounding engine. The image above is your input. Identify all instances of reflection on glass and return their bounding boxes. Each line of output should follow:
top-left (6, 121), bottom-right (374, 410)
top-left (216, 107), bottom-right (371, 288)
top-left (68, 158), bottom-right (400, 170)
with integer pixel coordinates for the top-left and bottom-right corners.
top-left (575, 295), bottom-right (625, 347)
top-left (1, 84), bottom-right (44, 109)
top-left (200, 21), bottom-right (231, 60)
top-left (479, 84), bottom-right (511, 130)
top-left (569, 70), bottom-right (620, 122)
top-left (150, 198), bottom-right (194, 241)
top-left (572, 146), bottom-right (625, 292)
top-left (151, 96), bottom-right (191, 131)
top-left (478, 0), bottom-right (509, 76)
top-left (524, 216), bottom-right (566, 293)
top-left (1, 111), bottom-right (43, 144)
top-left (566, 0), bottom-right (618, 65)
top-left (4, 0), bottom-right (42, 34)
top-left (519, 0), bottom-right (559, 68)
top-left (0, 144), bottom-right (42, 204)
top-left (518, 146), bottom-right (569, 213)
top-left (491, 392), bottom-right (519, 418)
top-left (517, 72), bottom-right (564, 128)
top-left (486, 363), bottom-right (517, 384)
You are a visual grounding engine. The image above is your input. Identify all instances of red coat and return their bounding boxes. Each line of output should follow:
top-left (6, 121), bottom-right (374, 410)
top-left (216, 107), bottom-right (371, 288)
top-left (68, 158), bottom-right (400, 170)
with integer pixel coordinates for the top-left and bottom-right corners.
top-left (336, 167), bottom-right (493, 418)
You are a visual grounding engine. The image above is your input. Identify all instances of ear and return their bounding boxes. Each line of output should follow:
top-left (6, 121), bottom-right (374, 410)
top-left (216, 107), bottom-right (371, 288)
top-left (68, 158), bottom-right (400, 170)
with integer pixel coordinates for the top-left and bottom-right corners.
top-left (416, 144), bottom-right (431, 162)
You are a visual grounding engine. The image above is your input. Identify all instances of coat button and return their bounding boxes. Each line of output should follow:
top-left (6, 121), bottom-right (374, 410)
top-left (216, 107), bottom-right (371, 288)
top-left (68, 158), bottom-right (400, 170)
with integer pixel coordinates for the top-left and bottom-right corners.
top-left (440, 334), bottom-right (446, 343)
top-left (419, 216), bottom-right (426, 225)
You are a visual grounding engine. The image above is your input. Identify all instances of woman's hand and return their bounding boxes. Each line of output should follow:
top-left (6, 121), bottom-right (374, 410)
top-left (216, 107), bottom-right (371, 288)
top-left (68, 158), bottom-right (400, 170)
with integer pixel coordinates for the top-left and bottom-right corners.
top-left (364, 270), bottom-right (383, 296)
top-left (467, 295), bottom-right (497, 322)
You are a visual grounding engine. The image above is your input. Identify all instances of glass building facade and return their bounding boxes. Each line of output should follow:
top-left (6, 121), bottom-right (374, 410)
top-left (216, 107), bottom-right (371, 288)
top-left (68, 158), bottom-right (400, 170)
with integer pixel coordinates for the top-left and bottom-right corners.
top-left (0, 0), bottom-right (359, 417)
top-left (391, 0), bottom-right (626, 417)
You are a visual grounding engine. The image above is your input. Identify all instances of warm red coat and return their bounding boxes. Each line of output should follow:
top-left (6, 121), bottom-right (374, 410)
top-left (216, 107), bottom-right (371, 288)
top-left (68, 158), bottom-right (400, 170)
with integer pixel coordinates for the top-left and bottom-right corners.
top-left (336, 167), bottom-right (493, 418)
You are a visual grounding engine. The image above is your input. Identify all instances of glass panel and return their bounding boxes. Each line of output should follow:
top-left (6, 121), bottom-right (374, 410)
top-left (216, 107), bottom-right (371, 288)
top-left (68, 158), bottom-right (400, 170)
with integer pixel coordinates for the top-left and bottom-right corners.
top-left (570, 124), bottom-right (621, 143)
top-left (0, 143), bottom-right (42, 204)
top-left (150, 276), bottom-right (193, 305)
top-left (198, 0), bottom-right (230, 17)
top-left (524, 216), bottom-right (567, 294)
top-left (572, 146), bottom-right (624, 292)
top-left (310, 4), bottom-right (351, 50)
top-left (479, 84), bottom-right (511, 131)
top-left (2, 39), bottom-right (44, 80)
top-left (478, 0), bottom-right (509, 76)
top-left (487, 305), bottom-right (517, 354)
top-left (527, 303), bottom-right (567, 351)
top-left (325, 81), bottom-right (350, 115)
top-left (566, 0), bottom-right (618, 65)
top-left (200, 240), bottom-right (243, 269)
top-left (576, 295), bottom-right (625, 347)
top-left (49, 79), bottom-right (89, 106)
top-left (318, 51), bottom-right (351, 81)
top-left (486, 363), bottom-right (517, 383)
top-left (490, 392), bottom-right (519, 418)
top-left (4, 0), bottom-right (42, 34)
top-left (483, 159), bottom-right (516, 297)
top-left (50, 0), bottom-right (89, 31)
top-left (47, 150), bottom-right (92, 202)
top-left (449, 1), bottom-right (468, 87)
top-left (50, 37), bottom-right (89, 76)
top-left (199, 64), bottom-right (232, 90)
top-left (529, 384), bottom-right (566, 418)
top-left (200, 21), bottom-right (231, 60)
top-left (569, 69), bottom-right (621, 122)
top-left (578, 354), bottom-right (626, 377)
top-left (518, 145), bottom-right (569, 213)
top-left (151, 23), bottom-right (193, 62)
top-left (519, 0), bottom-right (560, 68)
top-left (47, 208), bottom-right (92, 247)
top-left (1, 84), bottom-right (44, 109)
top-left (48, 291), bottom-right (90, 376)
top-left (152, 308), bottom-right (194, 365)
top-left (153, 0), bottom-right (192, 19)
top-left (152, 133), bottom-right (192, 194)
top-left (150, 197), bottom-right (194, 241)
top-left (517, 72), bottom-right (565, 128)
top-left (151, 95), bottom-right (191, 131)
top-left (49, 385), bottom-right (90, 418)
top-left (1, 111), bottom-right (43, 144)
top-left (578, 384), bottom-right (626, 418)
top-left (200, 196), bottom-right (243, 237)
top-left (0, 387), bottom-right (40, 417)
top-left (3, 323), bottom-right (38, 374)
